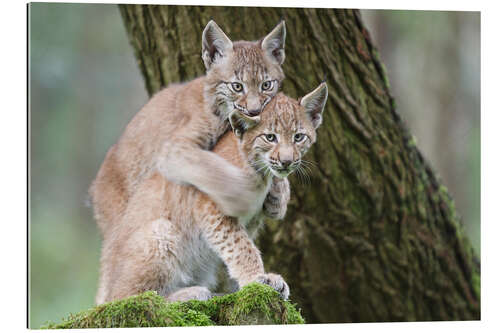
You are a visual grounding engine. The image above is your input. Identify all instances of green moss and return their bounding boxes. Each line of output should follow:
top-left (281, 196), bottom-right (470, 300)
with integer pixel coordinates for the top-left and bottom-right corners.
top-left (42, 283), bottom-right (305, 328)
top-left (380, 63), bottom-right (391, 90)
top-left (372, 48), bottom-right (391, 90)
top-left (407, 135), bottom-right (418, 148)
top-left (215, 283), bottom-right (305, 325)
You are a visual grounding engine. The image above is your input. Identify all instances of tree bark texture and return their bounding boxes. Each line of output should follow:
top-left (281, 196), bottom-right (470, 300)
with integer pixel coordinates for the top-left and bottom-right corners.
top-left (118, 5), bottom-right (480, 323)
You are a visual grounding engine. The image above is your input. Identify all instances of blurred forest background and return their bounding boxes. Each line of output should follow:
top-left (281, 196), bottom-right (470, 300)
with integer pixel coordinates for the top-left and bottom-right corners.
top-left (28, 3), bottom-right (480, 328)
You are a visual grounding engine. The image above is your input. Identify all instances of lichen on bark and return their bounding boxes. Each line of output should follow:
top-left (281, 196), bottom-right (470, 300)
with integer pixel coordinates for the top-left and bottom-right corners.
top-left (42, 283), bottom-right (305, 328)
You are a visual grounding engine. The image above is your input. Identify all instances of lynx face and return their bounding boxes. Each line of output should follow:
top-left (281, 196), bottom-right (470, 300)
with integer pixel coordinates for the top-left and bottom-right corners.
top-left (202, 21), bottom-right (286, 119)
top-left (230, 83), bottom-right (328, 179)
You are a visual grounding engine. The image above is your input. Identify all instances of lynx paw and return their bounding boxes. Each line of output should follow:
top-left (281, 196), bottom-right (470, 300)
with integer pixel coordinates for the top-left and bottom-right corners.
top-left (263, 177), bottom-right (290, 220)
top-left (166, 286), bottom-right (212, 302)
top-left (217, 190), bottom-right (260, 217)
top-left (263, 194), bottom-right (287, 219)
top-left (255, 273), bottom-right (290, 300)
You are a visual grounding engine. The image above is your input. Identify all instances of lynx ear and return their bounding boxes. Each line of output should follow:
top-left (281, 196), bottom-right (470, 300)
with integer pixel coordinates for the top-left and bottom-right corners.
top-left (229, 111), bottom-right (260, 139)
top-left (202, 20), bottom-right (233, 70)
top-left (300, 82), bottom-right (328, 129)
top-left (261, 20), bottom-right (286, 65)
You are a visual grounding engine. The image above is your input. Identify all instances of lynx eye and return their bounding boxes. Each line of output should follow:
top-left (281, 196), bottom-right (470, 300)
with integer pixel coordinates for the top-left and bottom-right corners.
top-left (231, 82), bottom-right (244, 92)
top-left (294, 133), bottom-right (306, 143)
top-left (264, 134), bottom-right (277, 143)
top-left (261, 80), bottom-right (273, 91)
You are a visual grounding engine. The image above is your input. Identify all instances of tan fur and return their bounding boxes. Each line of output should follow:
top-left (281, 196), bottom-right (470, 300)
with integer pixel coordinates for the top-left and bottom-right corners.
top-left (95, 87), bottom-right (328, 304)
top-left (90, 22), bottom-right (286, 236)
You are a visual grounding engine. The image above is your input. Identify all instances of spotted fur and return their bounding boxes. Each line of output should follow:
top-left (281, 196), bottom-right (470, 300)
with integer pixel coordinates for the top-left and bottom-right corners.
top-left (92, 20), bottom-right (288, 305)
top-left (94, 84), bottom-right (328, 304)
top-left (90, 20), bottom-right (286, 238)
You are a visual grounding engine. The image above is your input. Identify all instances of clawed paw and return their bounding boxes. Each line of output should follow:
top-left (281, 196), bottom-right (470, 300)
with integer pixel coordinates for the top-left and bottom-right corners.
top-left (166, 286), bottom-right (212, 302)
top-left (255, 273), bottom-right (290, 300)
top-left (263, 198), bottom-right (287, 219)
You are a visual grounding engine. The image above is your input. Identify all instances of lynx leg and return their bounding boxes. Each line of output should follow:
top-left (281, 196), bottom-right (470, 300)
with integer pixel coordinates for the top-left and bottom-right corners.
top-left (157, 141), bottom-right (261, 217)
top-left (95, 244), bottom-right (113, 305)
top-left (95, 218), bottom-right (182, 304)
top-left (202, 213), bottom-right (264, 285)
top-left (89, 145), bottom-right (129, 234)
top-left (200, 208), bottom-right (290, 299)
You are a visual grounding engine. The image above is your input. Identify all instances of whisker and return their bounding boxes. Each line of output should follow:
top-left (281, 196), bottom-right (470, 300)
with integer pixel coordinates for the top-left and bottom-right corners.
top-left (265, 167), bottom-right (272, 179)
top-left (301, 164), bottom-right (313, 175)
top-left (301, 159), bottom-right (318, 165)
top-left (298, 168), bottom-right (307, 186)
top-left (297, 163), bottom-right (311, 186)
top-left (291, 169), bottom-right (301, 185)
top-left (300, 160), bottom-right (315, 174)
top-left (256, 164), bottom-right (268, 174)
top-left (294, 165), bottom-right (307, 186)
top-left (300, 159), bottom-right (318, 168)
top-left (296, 168), bottom-right (305, 186)
top-left (250, 158), bottom-right (271, 175)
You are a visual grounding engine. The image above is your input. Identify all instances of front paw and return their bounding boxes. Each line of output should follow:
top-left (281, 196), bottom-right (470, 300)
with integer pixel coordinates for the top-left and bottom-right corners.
top-left (263, 177), bottom-right (290, 220)
top-left (212, 172), bottom-right (262, 217)
top-left (262, 194), bottom-right (286, 219)
top-left (218, 191), bottom-right (258, 217)
top-left (255, 273), bottom-right (290, 300)
top-left (166, 286), bottom-right (212, 302)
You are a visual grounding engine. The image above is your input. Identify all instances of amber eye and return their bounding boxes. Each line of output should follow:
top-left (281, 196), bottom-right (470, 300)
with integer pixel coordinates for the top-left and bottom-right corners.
top-left (232, 82), bottom-right (244, 92)
top-left (264, 134), bottom-right (277, 143)
top-left (261, 80), bottom-right (273, 91)
top-left (294, 133), bottom-right (306, 143)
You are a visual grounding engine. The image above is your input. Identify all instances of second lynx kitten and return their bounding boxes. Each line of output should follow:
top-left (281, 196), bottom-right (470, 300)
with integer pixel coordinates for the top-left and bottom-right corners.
top-left (96, 83), bottom-right (328, 304)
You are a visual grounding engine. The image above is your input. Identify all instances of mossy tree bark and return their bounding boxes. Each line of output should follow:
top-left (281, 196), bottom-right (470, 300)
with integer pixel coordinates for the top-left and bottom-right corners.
top-left (118, 5), bottom-right (480, 323)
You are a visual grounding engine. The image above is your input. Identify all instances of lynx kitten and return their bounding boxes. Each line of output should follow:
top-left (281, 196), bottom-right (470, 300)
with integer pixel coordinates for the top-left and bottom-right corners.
top-left (90, 20), bottom-right (287, 239)
top-left (96, 83), bottom-right (328, 304)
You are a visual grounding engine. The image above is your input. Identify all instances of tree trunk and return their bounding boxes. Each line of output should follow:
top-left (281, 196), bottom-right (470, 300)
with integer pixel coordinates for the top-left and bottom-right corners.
top-left (118, 5), bottom-right (480, 323)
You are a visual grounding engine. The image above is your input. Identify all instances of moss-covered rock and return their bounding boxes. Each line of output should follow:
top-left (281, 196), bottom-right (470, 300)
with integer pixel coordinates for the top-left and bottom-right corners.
top-left (42, 283), bottom-right (305, 328)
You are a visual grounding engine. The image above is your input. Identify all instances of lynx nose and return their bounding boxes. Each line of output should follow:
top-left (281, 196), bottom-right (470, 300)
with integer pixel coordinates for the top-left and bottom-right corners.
top-left (246, 109), bottom-right (260, 117)
top-left (281, 159), bottom-right (293, 169)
